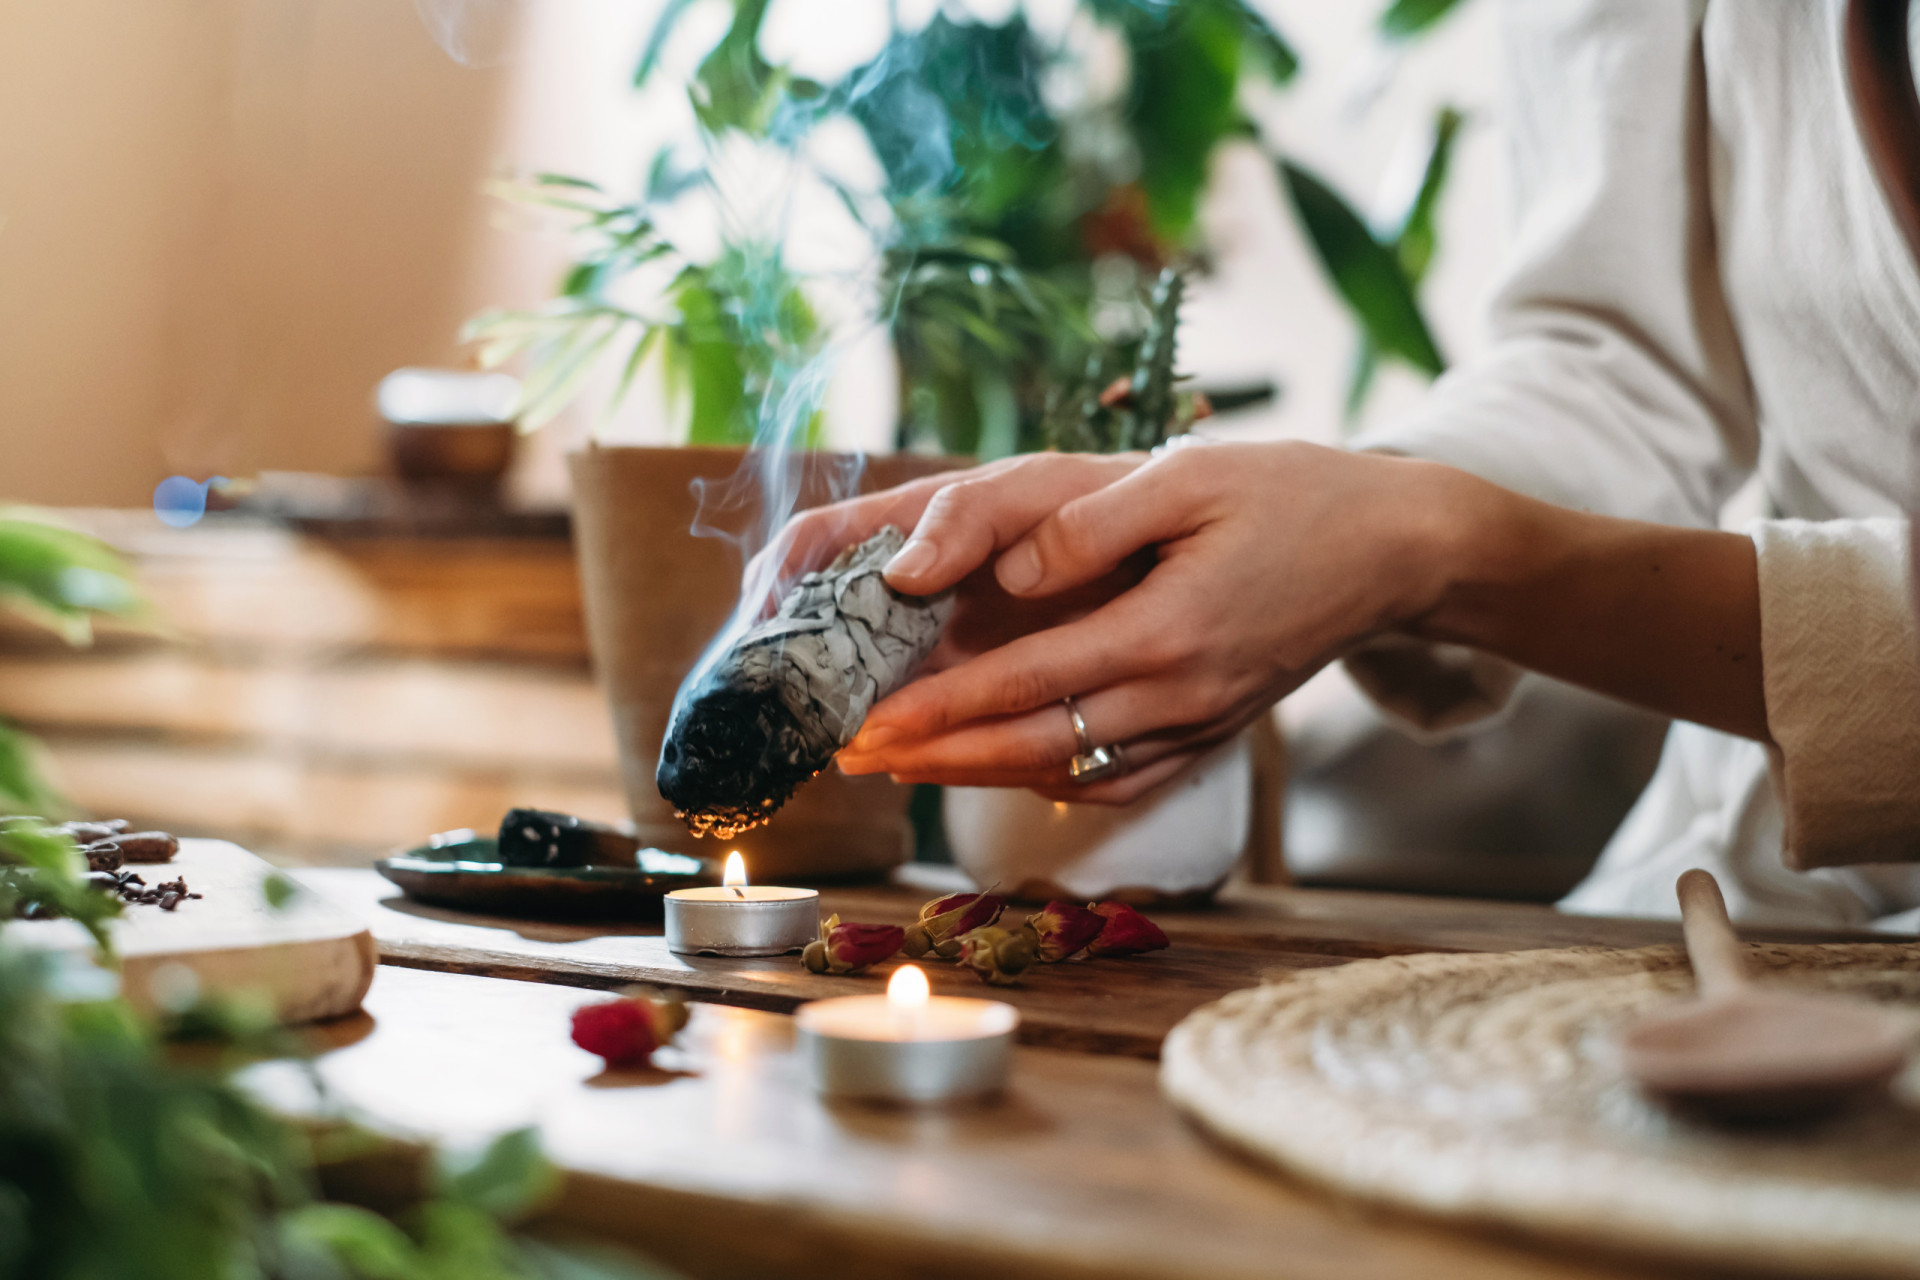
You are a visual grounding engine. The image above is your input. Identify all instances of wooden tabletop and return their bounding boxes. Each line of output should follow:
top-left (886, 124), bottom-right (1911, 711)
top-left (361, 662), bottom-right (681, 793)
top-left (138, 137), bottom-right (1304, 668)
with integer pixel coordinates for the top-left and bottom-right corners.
top-left (252, 964), bottom-right (1722, 1280)
top-left (295, 867), bottom-right (1890, 1060)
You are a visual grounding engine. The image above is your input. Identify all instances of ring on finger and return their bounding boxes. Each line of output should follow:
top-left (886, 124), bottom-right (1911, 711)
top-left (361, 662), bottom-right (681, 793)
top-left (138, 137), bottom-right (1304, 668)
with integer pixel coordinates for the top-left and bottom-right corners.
top-left (1069, 741), bottom-right (1128, 784)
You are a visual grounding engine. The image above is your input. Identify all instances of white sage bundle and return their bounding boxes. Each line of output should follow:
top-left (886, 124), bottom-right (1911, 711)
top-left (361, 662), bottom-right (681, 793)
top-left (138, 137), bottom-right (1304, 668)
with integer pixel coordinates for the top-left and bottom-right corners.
top-left (657, 526), bottom-right (951, 839)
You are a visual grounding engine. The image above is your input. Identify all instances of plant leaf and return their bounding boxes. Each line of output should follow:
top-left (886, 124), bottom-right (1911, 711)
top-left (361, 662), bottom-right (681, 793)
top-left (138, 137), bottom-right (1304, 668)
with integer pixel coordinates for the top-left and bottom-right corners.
top-left (1393, 105), bottom-right (1465, 283)
top-left (1232, 0), bottom-right (1300, 83)
top-left (437, 1127), bottom-right (560, 1222)
top-left (634, 0), bottom-right (699, 87)
top-left (1279, 159), bottom-right (1444, 376)
top-left (1380, 0), bottom-right (1469, 41)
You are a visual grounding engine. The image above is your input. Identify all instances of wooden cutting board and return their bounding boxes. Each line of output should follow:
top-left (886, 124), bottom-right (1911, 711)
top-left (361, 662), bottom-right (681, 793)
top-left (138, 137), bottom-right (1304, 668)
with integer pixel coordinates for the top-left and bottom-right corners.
top-left (15, 838), bottom-right (375, 1023)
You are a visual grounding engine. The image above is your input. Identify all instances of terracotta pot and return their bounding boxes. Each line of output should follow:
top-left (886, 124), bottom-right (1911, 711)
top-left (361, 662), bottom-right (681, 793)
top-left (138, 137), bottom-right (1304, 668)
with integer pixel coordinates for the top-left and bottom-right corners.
top-left (568, 444), bottom-right (961, 882)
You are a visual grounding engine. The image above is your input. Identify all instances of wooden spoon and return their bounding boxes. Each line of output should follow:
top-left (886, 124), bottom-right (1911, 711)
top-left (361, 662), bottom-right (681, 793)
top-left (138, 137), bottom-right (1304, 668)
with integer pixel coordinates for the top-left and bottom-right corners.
top-left (1619, 869), bottom-right (1913, 1122)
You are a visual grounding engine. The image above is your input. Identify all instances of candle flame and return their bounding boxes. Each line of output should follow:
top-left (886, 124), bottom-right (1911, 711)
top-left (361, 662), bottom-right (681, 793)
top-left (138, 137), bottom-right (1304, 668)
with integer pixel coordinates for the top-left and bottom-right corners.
top-left (888, 964), bottom-right (930, 1009)
top-left (723, 851), bottom-right (747, 892)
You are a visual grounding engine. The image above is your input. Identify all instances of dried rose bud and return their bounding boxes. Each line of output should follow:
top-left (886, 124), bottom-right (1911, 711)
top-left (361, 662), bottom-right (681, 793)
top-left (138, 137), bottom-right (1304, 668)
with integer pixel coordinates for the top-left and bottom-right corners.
top-left (802, 915), bottom-right (905, 974)
top-left (570, 989), bottom-right (687, 1067)
top-left (1025, 900), bottom-right (1105, 962)
top-left (913, 890), bottom-right (1004, 959)
top-left (957, 925), bottom-right (1038, 987)
top-left (1086, 901), bottom-right (1170, 957)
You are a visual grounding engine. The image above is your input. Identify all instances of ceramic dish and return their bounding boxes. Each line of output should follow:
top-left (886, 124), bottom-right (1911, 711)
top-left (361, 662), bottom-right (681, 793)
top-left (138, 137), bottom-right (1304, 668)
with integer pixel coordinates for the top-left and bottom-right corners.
top-left (376, 829), bottom-right (719, 920)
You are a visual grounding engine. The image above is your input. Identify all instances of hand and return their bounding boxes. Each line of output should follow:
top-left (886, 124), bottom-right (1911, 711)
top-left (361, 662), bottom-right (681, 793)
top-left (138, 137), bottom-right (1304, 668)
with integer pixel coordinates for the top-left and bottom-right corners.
top-left (836, 441), bottom-right (1471, 802)
top-left (748, 449), bottom-right (1153, 676)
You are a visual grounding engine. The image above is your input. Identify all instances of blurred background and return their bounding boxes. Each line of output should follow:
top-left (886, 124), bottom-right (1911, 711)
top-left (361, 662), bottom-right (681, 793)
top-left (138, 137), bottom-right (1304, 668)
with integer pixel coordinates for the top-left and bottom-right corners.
top-left (0, 0), bottom-right (1664, 889)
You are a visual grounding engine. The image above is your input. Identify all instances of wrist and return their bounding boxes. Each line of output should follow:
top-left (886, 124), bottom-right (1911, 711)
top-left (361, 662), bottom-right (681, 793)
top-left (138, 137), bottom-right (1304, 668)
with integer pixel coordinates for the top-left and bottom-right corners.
top-left (1395, 463), bottom-right (1541, 646)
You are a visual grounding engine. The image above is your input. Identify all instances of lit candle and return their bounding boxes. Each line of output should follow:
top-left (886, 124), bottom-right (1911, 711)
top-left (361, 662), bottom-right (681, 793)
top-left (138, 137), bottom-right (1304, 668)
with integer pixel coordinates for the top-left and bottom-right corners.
top-left (664, 852), bottom-right (819, 957)
top-left (796, 964), bottom-right (1019, 1103)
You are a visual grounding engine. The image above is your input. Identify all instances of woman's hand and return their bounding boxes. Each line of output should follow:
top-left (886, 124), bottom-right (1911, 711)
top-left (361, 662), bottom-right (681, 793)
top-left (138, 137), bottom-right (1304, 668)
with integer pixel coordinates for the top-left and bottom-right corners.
top-left (834, 442), bottom-right (1474, 802)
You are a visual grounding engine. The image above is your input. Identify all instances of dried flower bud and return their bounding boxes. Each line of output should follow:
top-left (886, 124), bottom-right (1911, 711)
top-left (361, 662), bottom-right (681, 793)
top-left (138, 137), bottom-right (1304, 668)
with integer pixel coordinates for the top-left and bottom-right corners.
top-left (1025, 900), bottom-right (1105, 962)
top-left (1086, 901), bottom-right (1170, 957)
top-left (571, 997), bottom-right (661, 1067)
top-left (803, 914), bottom-right (906, 974)
top-left (900, 923), bottom-right (934, 958)
top-left (957, 925), bottom-right (1038, 987)
top-left (915, 890), bottom-right (1004, 958)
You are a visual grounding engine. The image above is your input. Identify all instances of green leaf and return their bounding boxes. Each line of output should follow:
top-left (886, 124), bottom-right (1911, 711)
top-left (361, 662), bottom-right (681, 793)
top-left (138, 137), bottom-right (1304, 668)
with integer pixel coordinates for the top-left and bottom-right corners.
top-left (1232, 1), bottom-right (1301, 83)
top-left (0, 515), bottom-right (145, 645)
top-left (281, 1203), bottom-right (422, 1280)
top-left (436, 1127), bottom-right (559, 1221)
top-left (634, 0), bottom-right (699, 87)
top-left (1380, 0), bottom-right (1469, 41)
top-left (1393, 106), bottom-right (1465, 283)
top-left (0, 720), bottom-right (58, 814)
top-left (1124, 3), bottom-right (1245, 241)
top-left (689, 0), bottom-right (781, 136)
top-left (1279, 159), bottom-right (1445, 376)
top-left (1344, 339), bottom-right (1379, 426)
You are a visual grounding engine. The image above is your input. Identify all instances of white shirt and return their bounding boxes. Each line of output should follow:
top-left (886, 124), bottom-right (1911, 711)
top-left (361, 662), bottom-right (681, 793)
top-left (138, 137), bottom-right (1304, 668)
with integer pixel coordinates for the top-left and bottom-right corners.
top-left (1352, 0), bottom-right (1920, 928)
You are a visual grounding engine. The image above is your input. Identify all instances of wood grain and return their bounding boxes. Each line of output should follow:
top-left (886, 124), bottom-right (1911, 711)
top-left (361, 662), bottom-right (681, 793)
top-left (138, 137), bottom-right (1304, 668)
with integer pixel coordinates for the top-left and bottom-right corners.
top-left (256, 966), bottom-right (1733, 1280)
top-left (13, 839), bottom-right (375, 1022)
top-left (298, 869), bottom-right (1348, 1058)
top-left (294, 870), bottom-right (1895, 1058)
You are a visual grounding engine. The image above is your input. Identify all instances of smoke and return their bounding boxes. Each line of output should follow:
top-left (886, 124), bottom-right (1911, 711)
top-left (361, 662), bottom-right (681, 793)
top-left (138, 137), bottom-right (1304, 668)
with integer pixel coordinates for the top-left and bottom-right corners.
top-left (411, 0), bottom-right (524, 68)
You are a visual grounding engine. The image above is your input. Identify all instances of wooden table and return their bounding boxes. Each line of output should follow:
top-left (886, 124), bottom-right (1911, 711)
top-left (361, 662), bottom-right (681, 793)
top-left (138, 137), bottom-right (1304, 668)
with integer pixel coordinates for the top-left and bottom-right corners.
top-left (259, 964), bottom-right (1723, 1280)
top-left (275, 867), bottom-right (1897, 1279)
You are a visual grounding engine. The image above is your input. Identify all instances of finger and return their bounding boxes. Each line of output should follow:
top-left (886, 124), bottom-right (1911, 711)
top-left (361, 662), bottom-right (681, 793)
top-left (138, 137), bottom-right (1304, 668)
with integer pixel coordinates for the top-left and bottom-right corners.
top-left (838, 678), bottom-right (1221, 776)
top-left (884, 453), bottom-right (1139, 596)
top-left (994, 450), bottom-right (1215, 597)
top-left (852, 578), bottom-right (1183, 746)
top-left (744, 469), bottom-right (961, 592)
top-left (887, 748), bottom-right (1199, 804)
top-left (1029, 751), bottom-right (1202, 805)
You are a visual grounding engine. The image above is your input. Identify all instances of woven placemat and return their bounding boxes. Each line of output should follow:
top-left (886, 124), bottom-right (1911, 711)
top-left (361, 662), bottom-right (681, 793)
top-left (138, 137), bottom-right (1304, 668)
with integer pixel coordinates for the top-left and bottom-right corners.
top-left (1162, 944), bottom-right (1920, 1277)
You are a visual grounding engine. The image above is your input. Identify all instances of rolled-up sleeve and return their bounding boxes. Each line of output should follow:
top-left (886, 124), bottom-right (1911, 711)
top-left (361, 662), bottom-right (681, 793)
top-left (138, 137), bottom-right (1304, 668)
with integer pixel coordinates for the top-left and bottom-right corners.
top-left (1754, 519), bottom-right (1920, 869)
top-left (1347, 0), bottom-right (1758, 733)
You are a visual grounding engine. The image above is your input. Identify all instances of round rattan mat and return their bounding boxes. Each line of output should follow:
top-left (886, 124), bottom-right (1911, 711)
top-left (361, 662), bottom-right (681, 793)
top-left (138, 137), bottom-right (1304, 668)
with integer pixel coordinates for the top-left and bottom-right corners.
top-left (1162, 944), bottom-right (1920, 1277)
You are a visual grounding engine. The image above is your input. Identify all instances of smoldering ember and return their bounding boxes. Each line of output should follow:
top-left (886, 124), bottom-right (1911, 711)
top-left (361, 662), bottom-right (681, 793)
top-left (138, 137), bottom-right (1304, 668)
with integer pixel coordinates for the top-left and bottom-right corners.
top-left (656, 526), bottom-right (951, 838)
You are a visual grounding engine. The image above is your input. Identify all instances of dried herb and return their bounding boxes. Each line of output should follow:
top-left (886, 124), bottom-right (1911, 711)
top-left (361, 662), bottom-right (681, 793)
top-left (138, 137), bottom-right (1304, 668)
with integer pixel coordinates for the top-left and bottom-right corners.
top-left (657, 527), bottom-right (950, 839)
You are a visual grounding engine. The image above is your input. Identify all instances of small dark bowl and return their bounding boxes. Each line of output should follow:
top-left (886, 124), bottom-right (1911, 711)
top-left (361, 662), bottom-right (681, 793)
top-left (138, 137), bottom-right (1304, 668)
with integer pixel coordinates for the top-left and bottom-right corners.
top-left (376, 831), bottom-right (719, 921)
top-left (386, 421), bottom-right (516, 487)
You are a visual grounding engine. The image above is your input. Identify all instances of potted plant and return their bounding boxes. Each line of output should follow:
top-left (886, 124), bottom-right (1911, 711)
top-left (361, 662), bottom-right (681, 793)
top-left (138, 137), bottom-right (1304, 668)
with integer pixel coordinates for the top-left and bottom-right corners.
top-left (467, 0), bottom-right (1468, 890)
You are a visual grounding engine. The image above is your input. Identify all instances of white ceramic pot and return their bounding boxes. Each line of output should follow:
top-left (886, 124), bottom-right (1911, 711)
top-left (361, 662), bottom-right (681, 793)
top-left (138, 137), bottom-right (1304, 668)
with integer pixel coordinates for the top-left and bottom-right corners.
top-left (942, 735), bottom-right (1251, 904)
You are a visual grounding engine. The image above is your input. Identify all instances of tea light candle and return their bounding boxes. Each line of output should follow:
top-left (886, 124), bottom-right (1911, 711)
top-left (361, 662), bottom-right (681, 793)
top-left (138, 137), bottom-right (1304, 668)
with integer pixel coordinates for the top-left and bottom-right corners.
top-left (797, 965), bottom-right (1019, 1103)
top-left (664, 852), bottom-right (818, 957)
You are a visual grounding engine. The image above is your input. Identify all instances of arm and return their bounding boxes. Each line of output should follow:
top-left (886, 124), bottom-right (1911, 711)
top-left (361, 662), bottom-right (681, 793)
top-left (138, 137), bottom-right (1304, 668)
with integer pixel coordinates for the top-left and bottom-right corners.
top-left (1413, 478), bottom-right (1768, 743)
top-left (834, 442), bottom-right (1770, 803)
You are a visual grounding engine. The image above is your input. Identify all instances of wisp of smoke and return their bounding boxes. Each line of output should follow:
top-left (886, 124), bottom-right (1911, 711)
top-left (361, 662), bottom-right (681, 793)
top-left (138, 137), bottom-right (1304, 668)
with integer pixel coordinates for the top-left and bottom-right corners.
top-left (412, 0), bottom-right (523, 68)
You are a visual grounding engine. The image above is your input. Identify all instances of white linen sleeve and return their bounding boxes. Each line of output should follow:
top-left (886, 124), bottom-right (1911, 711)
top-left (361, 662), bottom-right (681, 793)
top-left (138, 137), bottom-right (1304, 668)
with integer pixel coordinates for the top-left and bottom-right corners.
top-left (1346, 0), bottom-right (1760, 733)
top-left (1754, 519), bottom-right (1920, 869)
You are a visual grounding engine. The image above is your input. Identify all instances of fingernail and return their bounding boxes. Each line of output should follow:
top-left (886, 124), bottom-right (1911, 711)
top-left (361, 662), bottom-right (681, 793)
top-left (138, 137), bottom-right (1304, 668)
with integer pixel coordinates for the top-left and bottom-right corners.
top-left (885, 539), bottom-right (937, 581)
top-left (997, 543), bottom-right (1042, 593)
top-left (848, 724), bottom-right (896, 754)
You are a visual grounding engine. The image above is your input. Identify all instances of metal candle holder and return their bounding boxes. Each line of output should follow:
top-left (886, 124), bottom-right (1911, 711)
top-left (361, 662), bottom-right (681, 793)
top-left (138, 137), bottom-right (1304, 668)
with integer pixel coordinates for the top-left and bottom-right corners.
top-left (797, 978), bottom-right (1019, 1103)
top-left (663, 886), bottom-right (819, 957)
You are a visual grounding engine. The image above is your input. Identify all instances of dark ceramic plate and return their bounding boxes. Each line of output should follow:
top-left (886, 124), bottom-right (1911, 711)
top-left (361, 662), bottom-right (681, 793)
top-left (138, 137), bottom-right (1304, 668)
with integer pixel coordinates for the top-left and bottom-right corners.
top-left (375, 830), bottom-right (719, 920)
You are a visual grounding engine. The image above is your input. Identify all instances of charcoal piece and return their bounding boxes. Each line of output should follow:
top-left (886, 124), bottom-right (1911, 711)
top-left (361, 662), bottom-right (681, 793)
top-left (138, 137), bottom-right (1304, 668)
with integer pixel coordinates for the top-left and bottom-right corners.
top-left (657, 526), bottom-right (951, 839)
top-left (83, 841), bottom-right (123, 873)
top-left (113, 832), bottom-right (179, 863)
top-left (496, 808), bottom-right (641, 868)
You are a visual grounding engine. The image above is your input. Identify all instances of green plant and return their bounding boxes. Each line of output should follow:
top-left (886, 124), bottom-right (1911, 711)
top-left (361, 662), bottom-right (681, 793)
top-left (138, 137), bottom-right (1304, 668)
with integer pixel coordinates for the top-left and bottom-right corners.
top-left (464, 175), bottom-right (820, 445)
top-left (0, 511), bottom-right (147, 813)
top-left (475, 0), bottom-right (1472, 456)
top-left (0, 819), bottom-right (680, 1280)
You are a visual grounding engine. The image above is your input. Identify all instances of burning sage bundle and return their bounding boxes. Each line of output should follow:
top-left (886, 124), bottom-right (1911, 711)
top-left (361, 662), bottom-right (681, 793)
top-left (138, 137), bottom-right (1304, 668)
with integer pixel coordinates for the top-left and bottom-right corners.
top-left (657, 526), bottom-right (951, 839)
